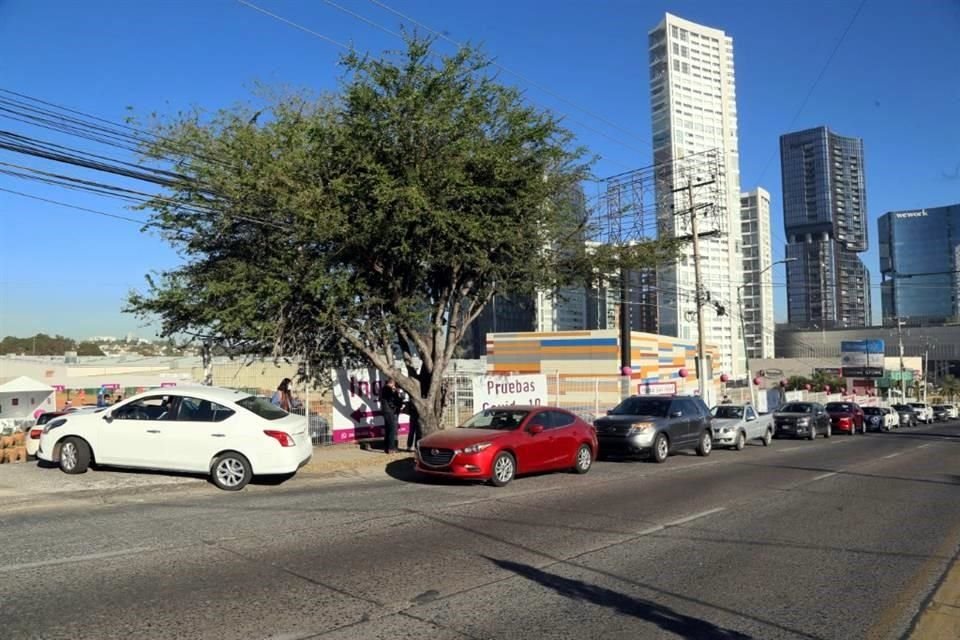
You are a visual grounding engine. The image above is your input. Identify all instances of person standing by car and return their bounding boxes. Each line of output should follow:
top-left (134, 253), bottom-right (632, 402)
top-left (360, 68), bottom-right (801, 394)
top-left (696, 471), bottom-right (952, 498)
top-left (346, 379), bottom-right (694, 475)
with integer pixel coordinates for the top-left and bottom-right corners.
top-left (271, 378), bottom-right (293, 412)
top-left (380, 378), bottom-right (403, 454)
top-left (405, 395), bottom-right (422, 452)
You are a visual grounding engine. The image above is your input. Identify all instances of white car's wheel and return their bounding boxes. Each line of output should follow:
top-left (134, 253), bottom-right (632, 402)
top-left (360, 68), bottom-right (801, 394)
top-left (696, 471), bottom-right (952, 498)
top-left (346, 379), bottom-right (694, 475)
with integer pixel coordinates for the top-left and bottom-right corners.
top-left (211, 452), bottom-right (252, 491)
top-left (59, 437), bottom-right (91, 475)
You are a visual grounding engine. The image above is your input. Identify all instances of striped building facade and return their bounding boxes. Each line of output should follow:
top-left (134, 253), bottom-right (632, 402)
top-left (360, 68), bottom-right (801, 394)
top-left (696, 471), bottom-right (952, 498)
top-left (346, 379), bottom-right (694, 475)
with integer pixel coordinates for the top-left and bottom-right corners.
top-left (486, 330), bottom-right (722, 393)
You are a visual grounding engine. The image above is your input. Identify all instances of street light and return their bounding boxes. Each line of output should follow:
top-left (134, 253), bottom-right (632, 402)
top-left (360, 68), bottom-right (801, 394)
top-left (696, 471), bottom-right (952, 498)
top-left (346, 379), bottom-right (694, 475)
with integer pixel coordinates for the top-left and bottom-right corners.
top-left (739, 258), bottom-right (797, 406)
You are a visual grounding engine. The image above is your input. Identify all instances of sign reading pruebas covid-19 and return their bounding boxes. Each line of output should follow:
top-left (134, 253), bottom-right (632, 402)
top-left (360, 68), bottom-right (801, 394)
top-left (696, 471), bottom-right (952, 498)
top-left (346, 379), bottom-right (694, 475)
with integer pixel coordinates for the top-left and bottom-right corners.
top-left (472, 374), bottom-right (548, 411)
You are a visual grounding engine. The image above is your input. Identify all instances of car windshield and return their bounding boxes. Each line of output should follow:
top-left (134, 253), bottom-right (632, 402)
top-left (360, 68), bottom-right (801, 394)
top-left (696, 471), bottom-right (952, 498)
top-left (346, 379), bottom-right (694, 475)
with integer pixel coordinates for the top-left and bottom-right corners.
top-left (892, 405), bottom-right (913, 411)
top-left (863, 407), bottom-right (883, 415)
top-left (909, 403), bottom-right (926, 408)
top-left (460, 409), bottom-right (529, 430)
top-left (713, 406), bottom-right (743, 419)
top-left (609, 397), bottom-right (670, 417)
top-left (826, 403), bottom-right (855, 412)
top-left (236, 395), bottom-right (287, 421)
top-left (779, 403), bottom-right (813, 414)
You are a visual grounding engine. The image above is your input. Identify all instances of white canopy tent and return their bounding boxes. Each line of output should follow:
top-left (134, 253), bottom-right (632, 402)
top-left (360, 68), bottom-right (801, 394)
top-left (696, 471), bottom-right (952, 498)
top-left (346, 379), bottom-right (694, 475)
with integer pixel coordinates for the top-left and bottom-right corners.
top-left (0, 376), bottom-right (56, 433)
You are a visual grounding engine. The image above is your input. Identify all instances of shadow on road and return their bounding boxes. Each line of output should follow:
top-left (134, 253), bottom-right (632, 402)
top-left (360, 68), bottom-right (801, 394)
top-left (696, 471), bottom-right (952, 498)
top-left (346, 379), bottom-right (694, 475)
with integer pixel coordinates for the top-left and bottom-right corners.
top-left (484, 556), bottom-right (751, 639)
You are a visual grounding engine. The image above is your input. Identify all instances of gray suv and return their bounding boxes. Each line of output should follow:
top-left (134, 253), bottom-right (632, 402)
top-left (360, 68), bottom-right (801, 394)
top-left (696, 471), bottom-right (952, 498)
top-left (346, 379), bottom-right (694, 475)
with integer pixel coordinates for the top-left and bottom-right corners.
top-left (594, 395), bottom-right (713, 463)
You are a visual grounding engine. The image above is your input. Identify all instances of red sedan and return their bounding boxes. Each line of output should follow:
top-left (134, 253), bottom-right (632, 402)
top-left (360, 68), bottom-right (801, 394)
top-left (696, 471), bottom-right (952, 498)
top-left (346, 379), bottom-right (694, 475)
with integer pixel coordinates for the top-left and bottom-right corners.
top-left (825, 401), bottom-right (865, 435)
top-left (415, 406), bottom-right (598, 487)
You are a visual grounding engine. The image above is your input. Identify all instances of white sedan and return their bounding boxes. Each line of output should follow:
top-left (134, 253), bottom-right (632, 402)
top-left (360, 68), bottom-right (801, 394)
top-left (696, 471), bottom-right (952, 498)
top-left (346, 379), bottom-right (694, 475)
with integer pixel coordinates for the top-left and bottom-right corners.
top-left (37, 386), bottom-right (312, 491)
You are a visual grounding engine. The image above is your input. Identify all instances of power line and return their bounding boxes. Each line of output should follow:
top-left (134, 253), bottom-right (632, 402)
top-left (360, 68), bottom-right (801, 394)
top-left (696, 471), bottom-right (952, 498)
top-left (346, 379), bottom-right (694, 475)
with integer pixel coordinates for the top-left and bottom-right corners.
top-left (236, 0), bottom-right (646, 164)
top-left (235, 0), bottom-right (352, 50)
top-left (0, 186), bottom-right (152, 226)
top-left (364, 0), bottom-right (650, 147)
top-left (752, 0), bottom-right (869, 245)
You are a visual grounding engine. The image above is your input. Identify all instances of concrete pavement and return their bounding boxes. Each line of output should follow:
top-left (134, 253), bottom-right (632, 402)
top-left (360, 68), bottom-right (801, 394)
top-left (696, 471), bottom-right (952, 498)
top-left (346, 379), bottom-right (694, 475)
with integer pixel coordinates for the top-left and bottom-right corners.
top-left (4, 424), bottom-right (960, 638)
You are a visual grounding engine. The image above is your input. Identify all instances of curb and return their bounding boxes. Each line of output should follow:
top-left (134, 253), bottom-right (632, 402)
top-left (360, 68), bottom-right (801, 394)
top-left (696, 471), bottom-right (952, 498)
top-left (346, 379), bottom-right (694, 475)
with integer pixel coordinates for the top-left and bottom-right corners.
top-left (909, 546), bottom-right (960, 639)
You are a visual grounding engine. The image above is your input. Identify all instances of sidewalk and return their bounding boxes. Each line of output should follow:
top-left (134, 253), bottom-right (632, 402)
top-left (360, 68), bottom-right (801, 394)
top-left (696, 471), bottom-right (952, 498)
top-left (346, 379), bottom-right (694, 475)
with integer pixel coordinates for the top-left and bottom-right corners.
top-left (910, 550), bottom-right (960, 639)
top-left (0, 443), bottom-right (414, 514)
top-left (299, 444), bottom-right (413, 476)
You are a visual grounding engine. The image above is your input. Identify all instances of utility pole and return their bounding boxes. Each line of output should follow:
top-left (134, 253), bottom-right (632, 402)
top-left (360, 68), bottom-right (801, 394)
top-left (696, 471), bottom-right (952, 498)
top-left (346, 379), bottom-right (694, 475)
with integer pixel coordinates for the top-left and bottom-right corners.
top-left (923, 342), bottom-right (929, 404)
top-left (896, 318), bottom-right (906, 401)
top-left (688, 181), bottom-right (707, 400)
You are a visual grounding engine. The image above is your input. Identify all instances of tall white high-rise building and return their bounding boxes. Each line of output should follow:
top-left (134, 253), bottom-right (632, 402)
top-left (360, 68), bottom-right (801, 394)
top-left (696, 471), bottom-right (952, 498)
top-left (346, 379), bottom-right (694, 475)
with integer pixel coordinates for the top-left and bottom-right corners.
top-left (648, 13), bottom-right (744, 378)
top-left (740, 188), bottom-right (774, 359)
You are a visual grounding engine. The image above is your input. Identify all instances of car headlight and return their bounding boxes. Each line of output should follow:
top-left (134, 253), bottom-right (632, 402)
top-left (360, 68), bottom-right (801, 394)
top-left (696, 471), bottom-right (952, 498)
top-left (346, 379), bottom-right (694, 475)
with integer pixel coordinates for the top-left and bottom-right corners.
top-left (460, 442), bottom-right (492, 455)
top-left (796, 418), bottom-right (810, 425)
top-left (42, 418), bottom-right (67, 434)
top-left (628, 422), bottom-right (655, 435)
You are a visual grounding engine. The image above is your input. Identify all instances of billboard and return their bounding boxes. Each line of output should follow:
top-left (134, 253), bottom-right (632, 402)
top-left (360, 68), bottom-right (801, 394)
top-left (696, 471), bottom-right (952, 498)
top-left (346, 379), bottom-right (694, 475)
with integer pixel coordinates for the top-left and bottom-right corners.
top-left (840, 340), bottom-right (885, 378)
top-left (331, 369), bottom-right (410, 444)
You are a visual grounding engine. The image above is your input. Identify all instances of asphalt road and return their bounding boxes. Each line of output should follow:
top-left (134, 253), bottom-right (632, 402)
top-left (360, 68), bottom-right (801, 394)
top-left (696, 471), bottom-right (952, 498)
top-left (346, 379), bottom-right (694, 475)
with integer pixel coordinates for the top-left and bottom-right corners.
top-left (4, 422), bottom-right (960, 640)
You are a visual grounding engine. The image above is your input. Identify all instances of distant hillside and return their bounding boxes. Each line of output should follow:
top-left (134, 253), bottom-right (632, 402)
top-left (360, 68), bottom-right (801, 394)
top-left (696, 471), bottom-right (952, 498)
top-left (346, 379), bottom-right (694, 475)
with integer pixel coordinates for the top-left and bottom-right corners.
top-left (0, 334), bottom-right (104, 357)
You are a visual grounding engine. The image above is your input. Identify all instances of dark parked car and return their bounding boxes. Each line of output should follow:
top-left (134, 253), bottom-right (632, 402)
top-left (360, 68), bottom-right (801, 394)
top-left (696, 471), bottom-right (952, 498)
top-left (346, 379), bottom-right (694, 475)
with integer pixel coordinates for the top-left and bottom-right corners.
top-left (773, 402), bottom-right (831, 440)
top-left (594, 395), bottom-right (712, 463)
top-left (825, 401), bottom-right (865, 435)
top-left (932, 405), bottom-right (951, 422)
top-left (862, 406), bottom-right (895, 432)
top-left (891, 404), bottom-right (919, 428)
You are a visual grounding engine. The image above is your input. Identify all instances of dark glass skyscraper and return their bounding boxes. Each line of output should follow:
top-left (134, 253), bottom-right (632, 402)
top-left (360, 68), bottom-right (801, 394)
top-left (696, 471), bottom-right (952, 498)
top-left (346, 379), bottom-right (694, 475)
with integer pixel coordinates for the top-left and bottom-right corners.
top-left (780, 126), bottom-right (871, 328)
top-left (879, 204), bottom-right (960, 325)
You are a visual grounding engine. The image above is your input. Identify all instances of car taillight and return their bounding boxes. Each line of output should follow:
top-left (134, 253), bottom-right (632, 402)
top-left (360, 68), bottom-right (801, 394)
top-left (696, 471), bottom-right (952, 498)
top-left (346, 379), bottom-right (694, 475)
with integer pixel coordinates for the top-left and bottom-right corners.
top-left (839, 417), bottom-right (851, 427)
top-left (30, 429), bottom-right (43, 440)
top-left (264, 430), bottom-right (295, 447)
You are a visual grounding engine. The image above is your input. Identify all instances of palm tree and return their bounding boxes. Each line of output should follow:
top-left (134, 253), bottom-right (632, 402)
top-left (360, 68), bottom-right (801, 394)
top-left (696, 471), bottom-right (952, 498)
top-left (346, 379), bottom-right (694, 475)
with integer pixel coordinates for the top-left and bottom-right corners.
top-left (939, 375), bottom-right (960, 402)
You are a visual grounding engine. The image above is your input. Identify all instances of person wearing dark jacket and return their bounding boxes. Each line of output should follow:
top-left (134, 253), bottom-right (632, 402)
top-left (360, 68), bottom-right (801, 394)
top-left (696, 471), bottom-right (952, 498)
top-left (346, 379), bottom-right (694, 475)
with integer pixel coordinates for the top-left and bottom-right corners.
top-left (379, 378), bottom-right (403, 454)
top-left (405, 397), bottom-right (422, 452)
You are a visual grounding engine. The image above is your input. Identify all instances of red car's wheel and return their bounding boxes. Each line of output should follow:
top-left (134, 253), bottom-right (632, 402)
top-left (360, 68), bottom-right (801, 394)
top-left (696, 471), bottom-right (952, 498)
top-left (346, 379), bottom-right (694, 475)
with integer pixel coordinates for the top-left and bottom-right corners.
top-left (573, 444), bottom-right (593, 474)
top-left (490, 452), bottom-right (516, 487)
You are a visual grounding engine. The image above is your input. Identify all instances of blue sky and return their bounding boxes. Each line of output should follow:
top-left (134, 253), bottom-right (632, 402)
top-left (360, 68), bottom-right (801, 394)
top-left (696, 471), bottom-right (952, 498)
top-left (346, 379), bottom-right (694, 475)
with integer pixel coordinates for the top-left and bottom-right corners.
top-left (0, 0), bottom-right (958, 340)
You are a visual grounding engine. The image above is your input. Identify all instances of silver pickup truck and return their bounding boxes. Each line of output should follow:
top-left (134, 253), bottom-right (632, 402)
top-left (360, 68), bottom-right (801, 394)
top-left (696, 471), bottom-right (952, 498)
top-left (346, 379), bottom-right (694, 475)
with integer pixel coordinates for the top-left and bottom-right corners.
top-left (711, 404), bottom-right (774, 450)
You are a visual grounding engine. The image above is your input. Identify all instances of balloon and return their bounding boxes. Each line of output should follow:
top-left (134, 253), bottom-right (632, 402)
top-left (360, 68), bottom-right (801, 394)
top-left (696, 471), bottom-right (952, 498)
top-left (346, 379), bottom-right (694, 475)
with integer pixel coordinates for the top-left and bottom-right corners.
top-left (824, 385), bottom-right (831, 393)
top-left (678, 368), bottom-right (689, 378)
top-left (720, 373), bottom-right (729, 383)
top-left (805, 384), bottom-right (811, 391)
top-left (620, 366), bottom-right (632, 376)
top-left (753, 377), bottom-right (761, 386)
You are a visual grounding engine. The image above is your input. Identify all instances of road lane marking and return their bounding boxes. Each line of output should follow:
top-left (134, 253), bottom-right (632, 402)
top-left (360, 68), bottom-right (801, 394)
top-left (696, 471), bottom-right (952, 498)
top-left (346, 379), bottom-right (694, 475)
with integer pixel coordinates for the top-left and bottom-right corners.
top-left (778, 446), bottom-right (804, 452)
top-left (636, 525), bottom-right (665, 536)
top-left (0, 547), bottom-right (152, 574)
top-left (881, 452), bottom-right (903, 460)
top-left (811, 472), bottom-right (838, 482)
top-left (664, 507), bottom-right (725, 527)
top-left (917, 444), bottom-right (931, 449)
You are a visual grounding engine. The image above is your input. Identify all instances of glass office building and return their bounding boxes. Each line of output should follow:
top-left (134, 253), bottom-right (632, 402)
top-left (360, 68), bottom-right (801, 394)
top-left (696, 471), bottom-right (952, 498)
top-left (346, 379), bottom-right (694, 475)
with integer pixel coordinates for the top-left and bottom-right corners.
top-left (879, 204), bottom-right (960, 325)
top-left (780, 126), bottom-right (871, 328)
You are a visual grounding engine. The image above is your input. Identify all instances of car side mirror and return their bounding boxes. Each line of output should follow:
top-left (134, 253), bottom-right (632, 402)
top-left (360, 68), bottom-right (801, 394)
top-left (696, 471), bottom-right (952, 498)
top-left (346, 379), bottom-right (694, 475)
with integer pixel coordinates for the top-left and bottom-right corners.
top-left (746, 415), bottom-right (756, 422)
top-left (528, 424), bottom-right (545, 435)
top-left (103, 413), bottom-right (113, 423)
top-left (670, 411), bottom-right (682, 418)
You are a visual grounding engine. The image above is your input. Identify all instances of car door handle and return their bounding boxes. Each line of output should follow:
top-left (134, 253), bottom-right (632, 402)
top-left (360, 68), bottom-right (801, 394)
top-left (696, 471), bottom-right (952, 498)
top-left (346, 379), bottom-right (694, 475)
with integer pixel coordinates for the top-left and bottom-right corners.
top-left (146, 429), bottom-right (161, 434)
top-left (211, 433), bottom-right (226, 438)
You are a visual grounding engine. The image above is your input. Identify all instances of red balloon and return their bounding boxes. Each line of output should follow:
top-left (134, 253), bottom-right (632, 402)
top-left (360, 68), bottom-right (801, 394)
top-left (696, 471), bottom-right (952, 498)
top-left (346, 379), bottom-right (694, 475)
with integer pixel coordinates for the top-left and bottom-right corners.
top-left (678, 368), bottom-right (689, 378)
top-left (805, 384), bottom-right (812, 391)
top-left (620, 366), bottom-right (633, 376)
top-left (824, 385), bottom-right (831, 393)
top-left (720, 373), bottom-right (729, 383)
top-left (753, 377), bottom-right (761, 386)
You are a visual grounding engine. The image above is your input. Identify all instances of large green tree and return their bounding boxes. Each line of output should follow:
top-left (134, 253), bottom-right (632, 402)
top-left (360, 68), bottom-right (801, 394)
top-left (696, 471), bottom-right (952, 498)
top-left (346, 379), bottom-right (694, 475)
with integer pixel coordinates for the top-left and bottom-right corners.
top-left (127, 38), bottom-right (677, 434)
